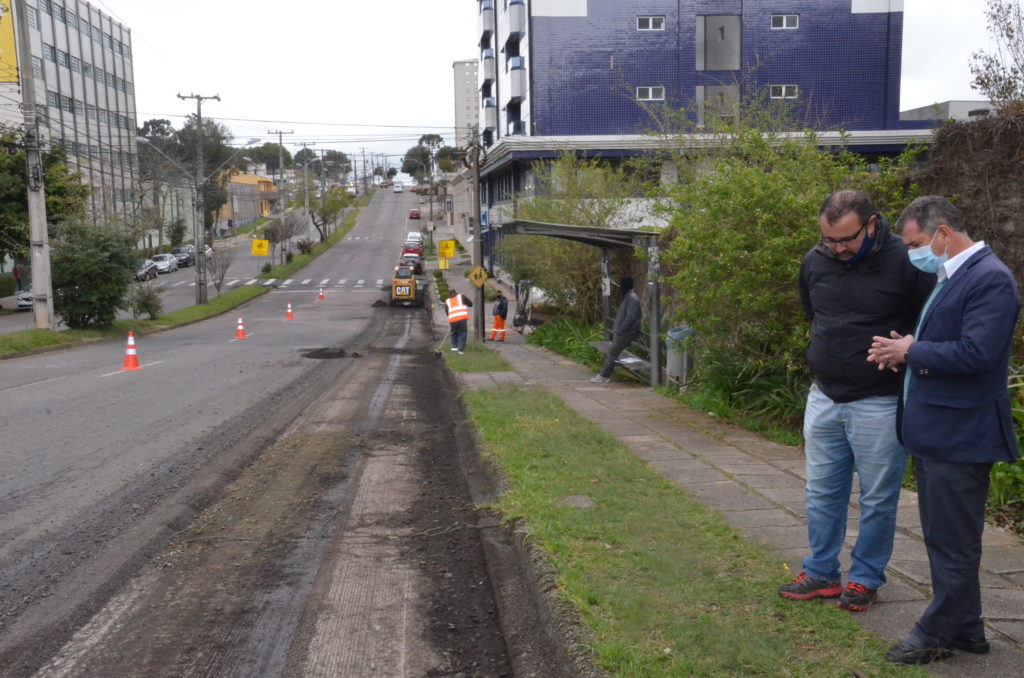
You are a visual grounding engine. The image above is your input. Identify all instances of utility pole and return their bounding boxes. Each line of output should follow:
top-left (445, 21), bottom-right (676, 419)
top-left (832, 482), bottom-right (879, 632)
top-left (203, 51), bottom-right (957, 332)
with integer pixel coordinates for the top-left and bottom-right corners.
top-left (471, 127), bottom-right (485, 341)
top-left (268, 129), bottom-right (293, 265)
top-left (360, 147), bottom-right (368, 194)
top-left (14, 1), bottom-right (53, 329)
top-left (177, 92), bottom-right (220, 304)
top-left (299, 142), bottom-right (316, 240)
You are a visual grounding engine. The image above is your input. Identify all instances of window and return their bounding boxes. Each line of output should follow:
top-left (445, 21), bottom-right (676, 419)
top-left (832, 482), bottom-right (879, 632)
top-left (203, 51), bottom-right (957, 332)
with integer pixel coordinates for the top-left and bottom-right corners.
top-left (46, 90), bottom-right (59, 107)
top-left (636, 86), bottom-right (665, 101)
top-left (86, 104), bottom-right (97, 120)
top-left (770, 84), bottom-right (799, 99)
top-left (771, 14), bottom-right (799, 30)
top-left (56, 50), bottom-right (70, 68)
top-left (83, 63), bottom-right (93, 77)
top-left (31, 56), bottom-right (43, 78)
top-left (27, 6), bottom-right (38, 29)
top-left (43, 43), bottom-right (56, 62)
top-left (637, 16), bottom-right (665, 31)
top-left (70, 56), bottom-right (80, 72)
top-left (60, 94), bottom-right (74, 113)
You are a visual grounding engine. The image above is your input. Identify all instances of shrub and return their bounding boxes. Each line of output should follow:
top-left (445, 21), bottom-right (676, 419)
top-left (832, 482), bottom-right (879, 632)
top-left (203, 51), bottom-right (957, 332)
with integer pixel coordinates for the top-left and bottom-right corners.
top-left (261, 262), bottom-right (273, 273)
top-left (0, 275), bottom-right (15, 297)
top-left (527, 318), bottom-right (603, 364)
top-left (51, 219), bottom-right (135, 328)
top-left (297, 239), bottom-right (315, 255)
top-left (122, 282), bottom-right (164, 319)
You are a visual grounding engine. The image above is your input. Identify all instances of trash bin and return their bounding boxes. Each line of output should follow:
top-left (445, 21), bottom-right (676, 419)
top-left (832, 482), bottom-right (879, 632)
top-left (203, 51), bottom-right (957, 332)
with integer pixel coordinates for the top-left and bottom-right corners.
top-left (666, 325), bottom-right (697, 384)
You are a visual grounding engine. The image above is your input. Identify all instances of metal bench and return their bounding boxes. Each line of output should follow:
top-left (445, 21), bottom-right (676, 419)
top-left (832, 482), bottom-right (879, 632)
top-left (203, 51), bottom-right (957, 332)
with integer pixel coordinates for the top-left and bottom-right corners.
top-left (590, 341), bottom-right (651, 379)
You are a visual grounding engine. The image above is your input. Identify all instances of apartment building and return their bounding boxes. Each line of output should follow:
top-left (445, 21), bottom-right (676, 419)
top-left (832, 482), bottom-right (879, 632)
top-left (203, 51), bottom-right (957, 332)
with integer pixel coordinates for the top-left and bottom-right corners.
top-left (478, 0), bottom-right (905, 144)
top-left (1, 0), bottom-right (138, 219)
top-left (453, 59), bottom-right (479, 148)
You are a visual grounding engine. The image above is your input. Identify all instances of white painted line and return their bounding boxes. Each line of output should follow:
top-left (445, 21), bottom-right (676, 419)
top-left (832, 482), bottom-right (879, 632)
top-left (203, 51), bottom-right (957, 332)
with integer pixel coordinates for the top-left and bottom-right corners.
top-left (281, 278), bottom-right (294, 286)
top-left (264, 278), bottom-right (277, 286)
top-left (336, 279), bottom-right (347, 286)
top-left (100, 360), bottom-right (165, 377)
top-left (376, 279), bottom-right (384, 288)
top-left (319, 278), bottom-right (330, 286)
top-left (301, 279), bottom-right (312, 285)
top-left (355, 279), bottom-right (365, 287)
top-left (189, 282), bottom-right (196, 287)
top-left (228, 279), bottom-right (242, 286)
top-left (245, 279), bottom-right (258, 285)
top-left (172, 280), bottom-right (189, 287)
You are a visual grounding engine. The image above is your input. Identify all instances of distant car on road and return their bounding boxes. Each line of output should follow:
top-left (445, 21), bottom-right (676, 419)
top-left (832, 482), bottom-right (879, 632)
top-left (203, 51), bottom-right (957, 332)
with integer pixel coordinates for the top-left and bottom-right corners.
top-left (392, 183), bottom-right (403, 193)
top-left (399, 252), bottom-right (424, 274)
top-left (410, 185), bottom-right (418, 193)
top-left (135, 259), bottom-right (158, 281)
top-left (401, 241), bottom-right (423, 257)
top-left (408, 208), bottom-right (421, 219)
top-left (16, 290), bottom-right (32, 310)
top-left (171, 245), bottom-right (195, 267)
top-left (151, 253), bottom-right (179, 273)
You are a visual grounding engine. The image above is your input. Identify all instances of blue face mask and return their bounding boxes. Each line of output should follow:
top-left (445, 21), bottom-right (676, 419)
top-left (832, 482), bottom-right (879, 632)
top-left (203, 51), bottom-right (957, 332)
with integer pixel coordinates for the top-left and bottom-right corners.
top-left (908, 231), bottom-right (948, 274)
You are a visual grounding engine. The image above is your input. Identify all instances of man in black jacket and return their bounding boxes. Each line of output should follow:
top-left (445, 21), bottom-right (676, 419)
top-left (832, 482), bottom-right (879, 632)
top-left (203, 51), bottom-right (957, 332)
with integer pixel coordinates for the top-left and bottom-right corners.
top-left (779, 190), bottom-right (934, 611)
top-left (592, 276), bottom-right (643, 383)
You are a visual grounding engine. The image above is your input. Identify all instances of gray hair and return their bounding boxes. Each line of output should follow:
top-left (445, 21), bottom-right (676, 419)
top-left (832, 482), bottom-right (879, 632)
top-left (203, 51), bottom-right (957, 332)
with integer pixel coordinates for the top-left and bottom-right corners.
top-left (819, 190), bottom-right (876, 226)
top-left (897, 196), bottom-right (966, 235)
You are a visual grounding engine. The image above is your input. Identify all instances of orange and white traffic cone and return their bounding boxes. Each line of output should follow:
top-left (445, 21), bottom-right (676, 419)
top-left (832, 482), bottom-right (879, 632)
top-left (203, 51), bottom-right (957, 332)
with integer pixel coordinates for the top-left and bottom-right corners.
top-left (318, 286), bottom-right (325, 301)
top-left (235, 316), bottom-right (247, 339)
top-left (121, 331), bottom-right (141, 370)
top-left (286, 302), bottom-right (295, 320)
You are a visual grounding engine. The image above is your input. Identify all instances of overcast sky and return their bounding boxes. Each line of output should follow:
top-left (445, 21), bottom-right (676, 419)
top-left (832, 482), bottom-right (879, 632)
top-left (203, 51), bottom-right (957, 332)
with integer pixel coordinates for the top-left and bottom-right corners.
top-left (104, 0), bottom-right (995, 172)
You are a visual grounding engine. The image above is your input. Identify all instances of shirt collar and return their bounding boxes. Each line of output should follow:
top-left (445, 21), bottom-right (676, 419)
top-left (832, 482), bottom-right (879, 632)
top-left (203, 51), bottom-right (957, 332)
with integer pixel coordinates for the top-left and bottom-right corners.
top-left (939, 240), bottom-right (984, 282)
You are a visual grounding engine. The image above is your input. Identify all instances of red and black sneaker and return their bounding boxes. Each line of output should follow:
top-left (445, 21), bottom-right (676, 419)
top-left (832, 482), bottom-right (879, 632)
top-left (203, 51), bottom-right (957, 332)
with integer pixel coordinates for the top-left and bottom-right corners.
top-left (837, 581), bottom-right (878, 611)
top-left (778, 571), bottom-right (843, 600)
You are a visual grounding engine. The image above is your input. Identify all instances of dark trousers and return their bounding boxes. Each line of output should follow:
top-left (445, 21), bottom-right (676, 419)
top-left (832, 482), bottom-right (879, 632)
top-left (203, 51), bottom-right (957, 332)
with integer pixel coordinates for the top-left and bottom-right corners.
top-left (450, 320), bottom-right (468, 351)
top-left (599, 331), bottom-right (638, 378)
top-left (913, 456), bottom-right (992, 644)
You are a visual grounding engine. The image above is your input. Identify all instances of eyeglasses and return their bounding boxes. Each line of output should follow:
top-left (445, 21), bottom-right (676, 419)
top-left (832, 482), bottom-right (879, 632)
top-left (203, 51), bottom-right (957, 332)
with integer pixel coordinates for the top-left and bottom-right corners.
top-left (820, 222), bottom-right (867, 247)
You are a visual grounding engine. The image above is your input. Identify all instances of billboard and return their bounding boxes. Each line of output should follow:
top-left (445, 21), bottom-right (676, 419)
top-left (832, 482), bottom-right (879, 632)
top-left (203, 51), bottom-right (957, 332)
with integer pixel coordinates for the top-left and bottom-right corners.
top-left (0, 0), bottom-right (17, 84)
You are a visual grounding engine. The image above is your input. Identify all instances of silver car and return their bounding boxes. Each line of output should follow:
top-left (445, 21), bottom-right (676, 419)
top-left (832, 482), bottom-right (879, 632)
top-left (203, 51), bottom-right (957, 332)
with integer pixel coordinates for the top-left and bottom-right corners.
top-left (152, 253), bottom-right (179, 274)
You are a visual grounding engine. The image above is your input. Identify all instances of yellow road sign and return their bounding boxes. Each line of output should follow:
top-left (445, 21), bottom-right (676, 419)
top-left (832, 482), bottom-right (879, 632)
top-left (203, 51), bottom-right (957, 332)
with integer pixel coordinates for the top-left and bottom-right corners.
top-left (438, 239), bottom-right (455, 259)
top-left (251, 239), bottom-right (270, 256)
top-left (438, 258), bottom-right (450, 270)
top-left (469, 265), bottom-right (488, 288)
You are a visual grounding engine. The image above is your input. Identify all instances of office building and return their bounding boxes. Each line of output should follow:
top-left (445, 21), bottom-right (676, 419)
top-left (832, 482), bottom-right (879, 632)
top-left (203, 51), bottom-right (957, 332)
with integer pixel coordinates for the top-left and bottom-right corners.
top-left (453, 59), bottom-right (479, 148)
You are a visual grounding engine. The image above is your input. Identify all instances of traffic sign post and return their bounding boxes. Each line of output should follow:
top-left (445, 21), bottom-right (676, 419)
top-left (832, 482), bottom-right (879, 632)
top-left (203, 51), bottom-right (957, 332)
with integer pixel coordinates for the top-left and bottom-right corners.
top-left (251, 239), bottom-right (270, 256)
top-left (444, 194), bottom-right (453, 213)
top-left (469, 265), bottom-right (488, 288)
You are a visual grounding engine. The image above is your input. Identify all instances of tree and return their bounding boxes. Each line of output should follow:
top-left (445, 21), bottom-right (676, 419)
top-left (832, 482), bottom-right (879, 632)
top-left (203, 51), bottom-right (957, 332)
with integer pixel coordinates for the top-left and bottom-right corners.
top-left (308, 187), bottom-right (353, 242)
top-left (319, 150), bottom-right (351, 182)
top-left (294, 147), bottom-right (317, 167)
top-left (402, 145), bottom-right (432, 179)
top-left (970, 0), bottom-right (1024, 111)
top-left (206, 246), bottom-right (235, 295)
top-left (0, 132), bottom-right (91, 261)
top-left (176, 115), bottom-right (238, 240)
top-left (137, 119), bottom-right (187, 249)
top-left (168, 217), bottom-right (187, 247)
top-left (51, 218), bottom-right (136, 328)
top-left (247, 142), bottom-right (293, 173)
top-left (436, 146), bottom-right (461, 173)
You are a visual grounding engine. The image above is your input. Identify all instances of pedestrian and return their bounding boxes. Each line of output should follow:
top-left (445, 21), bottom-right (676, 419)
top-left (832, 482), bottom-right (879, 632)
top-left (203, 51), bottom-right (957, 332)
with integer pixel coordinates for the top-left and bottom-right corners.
top-left (778, 190), bottom-right (934, 611)
top-left (591, 276), bottom-right (643, 383)
top-left (868, 196), bottom-right (1020, 665)
top-left (489, 289), bottom-right (508, 341)
top-left (445, 289), bottom-right (473, 354)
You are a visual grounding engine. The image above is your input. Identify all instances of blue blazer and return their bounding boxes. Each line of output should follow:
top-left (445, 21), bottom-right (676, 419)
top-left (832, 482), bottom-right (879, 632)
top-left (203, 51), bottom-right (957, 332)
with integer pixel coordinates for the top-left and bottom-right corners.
top-left (901, 246), bottom-right (1020, 463)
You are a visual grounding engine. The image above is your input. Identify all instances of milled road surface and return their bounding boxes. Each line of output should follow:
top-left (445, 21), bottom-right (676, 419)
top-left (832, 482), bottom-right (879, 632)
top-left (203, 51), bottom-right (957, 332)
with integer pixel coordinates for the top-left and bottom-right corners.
top-left (0, 191), bottom-right (568, 677)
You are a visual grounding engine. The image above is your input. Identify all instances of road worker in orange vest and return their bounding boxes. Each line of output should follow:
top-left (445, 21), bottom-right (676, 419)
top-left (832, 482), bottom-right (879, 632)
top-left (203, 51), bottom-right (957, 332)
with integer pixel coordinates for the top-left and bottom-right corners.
top-left (488, 289), bottom-right (508, 341)
top-left (445, 289), bottom-right (473, 354)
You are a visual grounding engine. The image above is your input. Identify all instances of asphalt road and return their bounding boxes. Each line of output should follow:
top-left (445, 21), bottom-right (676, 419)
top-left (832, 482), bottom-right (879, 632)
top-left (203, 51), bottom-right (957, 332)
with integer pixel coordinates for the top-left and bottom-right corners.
top-left (0, 190), bottom-right (556, 677)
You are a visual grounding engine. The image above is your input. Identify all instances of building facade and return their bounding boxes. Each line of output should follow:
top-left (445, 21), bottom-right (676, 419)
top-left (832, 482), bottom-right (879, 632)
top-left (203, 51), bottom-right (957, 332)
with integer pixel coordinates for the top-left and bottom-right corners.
top-left (215, 172), bottom-right (275, 235)
top-left (477, 0), bottom-right (904, 145)
top-left (2, 0), bottom-right (139, 219)
top-left (453, 59), bottom-right (479, 148)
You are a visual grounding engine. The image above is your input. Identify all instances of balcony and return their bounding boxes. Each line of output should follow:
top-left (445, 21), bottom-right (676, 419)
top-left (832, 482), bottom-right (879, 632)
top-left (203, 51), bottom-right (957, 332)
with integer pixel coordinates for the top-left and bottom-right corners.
top-left (482, 49), bottom-right (495, 83)
top-left (508, 0), bottom-right (526, 39)
top-left (508, 60), bottom-right (527, 102)
top-left (483, 97), bottom-right (497, 130)
top-left (479, 0), bottom-right (494, 45)
top-left (507, 120), bottom-right (526, 135)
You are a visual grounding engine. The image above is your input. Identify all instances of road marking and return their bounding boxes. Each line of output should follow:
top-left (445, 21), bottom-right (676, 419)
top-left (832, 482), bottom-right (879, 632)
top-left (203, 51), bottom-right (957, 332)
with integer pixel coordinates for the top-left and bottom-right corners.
top-left (172, 280), bottom-right (189, 287)
top-left (336, 279), bottom-right (347, 286)
top-left (100, 360), bottom-right (165, 377)
top-left (228, 279), bottom-right (242, 286)
top-left (301, 279), bottom-right (312, 285)
top-left (188, 282), bottom-right (196, 287)
top-left (264, 278), bottom-right (277, 286)
top-left (282, 279), bottom-right (294, 286)
top-left (245, 279), bottom-right (258, 285)
top-left (319, 279), bottom-right (330, 286)
top-left (376, 279), bottom-right (384, 288)
top-left (355, 279), bottom-right (365, 287)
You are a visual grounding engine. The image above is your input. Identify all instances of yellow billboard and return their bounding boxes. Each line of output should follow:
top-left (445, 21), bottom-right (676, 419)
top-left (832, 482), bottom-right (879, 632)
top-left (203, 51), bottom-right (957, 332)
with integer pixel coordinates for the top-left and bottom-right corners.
top-left (0, 0), bottom-right (18, 84)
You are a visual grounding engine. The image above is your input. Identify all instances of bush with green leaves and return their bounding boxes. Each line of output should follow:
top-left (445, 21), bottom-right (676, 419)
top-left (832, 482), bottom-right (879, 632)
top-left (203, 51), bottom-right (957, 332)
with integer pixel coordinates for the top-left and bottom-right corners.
top-left (122, 282), bottom-right (164, 319)
top-left (51, 219), bottom-right (136, 328)
top-left (168, 218), bottom-right (187, 247)
top-left (663, 127), bottom-right (921, 428)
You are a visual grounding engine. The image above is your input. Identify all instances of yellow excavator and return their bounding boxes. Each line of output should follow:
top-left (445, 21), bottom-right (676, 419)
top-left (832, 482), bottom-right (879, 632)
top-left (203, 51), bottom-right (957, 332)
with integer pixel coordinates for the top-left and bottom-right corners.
top-left (390, 265), bottom-right (424, 307)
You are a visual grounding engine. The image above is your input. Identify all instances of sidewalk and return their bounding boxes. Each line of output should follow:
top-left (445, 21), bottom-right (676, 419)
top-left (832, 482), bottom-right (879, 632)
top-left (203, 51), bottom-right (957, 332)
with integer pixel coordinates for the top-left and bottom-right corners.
top-left (443, 276), bottom-right (1024, 676)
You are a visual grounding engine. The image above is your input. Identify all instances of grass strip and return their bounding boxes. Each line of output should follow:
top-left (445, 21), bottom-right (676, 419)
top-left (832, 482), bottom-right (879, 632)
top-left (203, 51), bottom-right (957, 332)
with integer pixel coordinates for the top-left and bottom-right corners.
top-left (463, 384), bottom-right (924, 678)
top-left (443, 340), bottom-right (514, 373)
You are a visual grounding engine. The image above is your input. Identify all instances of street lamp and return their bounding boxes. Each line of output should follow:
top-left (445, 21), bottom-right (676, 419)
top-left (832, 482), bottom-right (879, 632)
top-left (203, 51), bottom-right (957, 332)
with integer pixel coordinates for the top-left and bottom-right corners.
top-left (137, 137), bottom-right (259, 304)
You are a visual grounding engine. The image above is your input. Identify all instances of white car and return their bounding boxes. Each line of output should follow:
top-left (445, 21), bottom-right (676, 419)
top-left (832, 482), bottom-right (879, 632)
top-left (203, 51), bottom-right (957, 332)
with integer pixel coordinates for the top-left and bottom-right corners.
top-left (406, 231), bottom-right (423, 243)
top-left (151, 253), bottom-right (179, 273)
top-left (16, 290), bottom-right (32, 310)
top-left (392, 183), bottom-right (403, 193)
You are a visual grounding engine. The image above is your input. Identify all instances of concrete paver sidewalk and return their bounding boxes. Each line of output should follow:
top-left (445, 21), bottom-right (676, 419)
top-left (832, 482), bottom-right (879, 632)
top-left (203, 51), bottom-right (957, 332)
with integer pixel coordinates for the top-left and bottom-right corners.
top-left (453, 320), bottom-right (1024, 675)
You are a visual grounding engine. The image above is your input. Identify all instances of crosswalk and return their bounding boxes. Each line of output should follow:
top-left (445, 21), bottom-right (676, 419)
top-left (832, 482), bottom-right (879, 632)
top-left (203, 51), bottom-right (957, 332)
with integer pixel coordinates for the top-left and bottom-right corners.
top-left (151, 278), bottom-right (388, 290)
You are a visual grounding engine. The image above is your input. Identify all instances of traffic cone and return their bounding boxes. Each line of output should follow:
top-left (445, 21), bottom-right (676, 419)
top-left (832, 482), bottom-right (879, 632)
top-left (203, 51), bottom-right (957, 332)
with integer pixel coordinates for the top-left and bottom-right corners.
top-left (235, 316), bottom-right (247, 339)
top-left (286, 302), bottom-right (295, 320)
top-left (121, 331), bottom-right (140, 370)
top-left (318, 286), bottom-right (325, 301)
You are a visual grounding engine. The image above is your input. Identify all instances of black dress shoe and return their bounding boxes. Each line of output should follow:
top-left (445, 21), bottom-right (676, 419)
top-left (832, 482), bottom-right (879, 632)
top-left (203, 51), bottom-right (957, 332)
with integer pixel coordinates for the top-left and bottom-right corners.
top-left (951, 635), bottom-right (990, 654)
top-left (886, 635), bottom-right (953, 665)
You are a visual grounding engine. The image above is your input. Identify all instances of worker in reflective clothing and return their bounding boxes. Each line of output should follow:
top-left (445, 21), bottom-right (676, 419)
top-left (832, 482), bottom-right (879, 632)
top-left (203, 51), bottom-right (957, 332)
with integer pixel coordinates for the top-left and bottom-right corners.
top-left (445, 289), bottom-right (473, 354)
top-left (489, 289), bottom-right (508, 341)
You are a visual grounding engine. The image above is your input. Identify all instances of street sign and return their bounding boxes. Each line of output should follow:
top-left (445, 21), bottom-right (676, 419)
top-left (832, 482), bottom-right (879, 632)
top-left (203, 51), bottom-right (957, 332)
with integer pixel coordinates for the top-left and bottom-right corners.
top-left (438, 239), bottom-right (456, 259)
top-left (444, 194), bottom-right (453, 213)
top-left (251, 239), bottom-right (270, 256)
top-left (469, 265), bottom-right (488, 288)
top-left (438, 258), bottom-right (450, 270)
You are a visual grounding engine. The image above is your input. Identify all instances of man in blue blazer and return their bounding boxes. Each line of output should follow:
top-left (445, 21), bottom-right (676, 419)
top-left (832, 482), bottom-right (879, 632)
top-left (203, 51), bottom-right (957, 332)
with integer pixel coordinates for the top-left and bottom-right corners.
top-left (868, 195), bottom-right (1020, 665)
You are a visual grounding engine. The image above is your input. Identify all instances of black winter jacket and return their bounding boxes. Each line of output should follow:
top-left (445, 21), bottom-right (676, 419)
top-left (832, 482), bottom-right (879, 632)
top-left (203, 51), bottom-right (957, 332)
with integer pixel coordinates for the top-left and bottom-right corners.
top-left (799, 224), bottom-right (935, 403)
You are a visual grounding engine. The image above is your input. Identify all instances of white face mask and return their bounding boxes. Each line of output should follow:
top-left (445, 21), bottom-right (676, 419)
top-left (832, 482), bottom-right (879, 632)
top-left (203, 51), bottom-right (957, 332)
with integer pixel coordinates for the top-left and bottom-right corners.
top-left (908, 231), bottom-right (948, 274)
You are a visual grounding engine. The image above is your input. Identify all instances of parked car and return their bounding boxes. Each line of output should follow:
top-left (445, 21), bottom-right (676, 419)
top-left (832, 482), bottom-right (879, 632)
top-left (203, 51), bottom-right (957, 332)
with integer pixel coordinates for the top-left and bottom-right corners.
top-left (152, 253), bottom-right (179, 273)
top-left (135, 259), bottom-right (158, 281)
top-left (406, 231), bottom-right (423, 243)
top-left (16, 290), bottom-right (32, 310)
top-left (171, 245), bottom-right (195, 267)
top-left (408, 208), bottom-right (421, 220)
top-left (392, 183), bottom-right (403, 193)
top-left (399, 252), bottom-right (423, 275)
top-left (410, 185), bottom-right (418, 193)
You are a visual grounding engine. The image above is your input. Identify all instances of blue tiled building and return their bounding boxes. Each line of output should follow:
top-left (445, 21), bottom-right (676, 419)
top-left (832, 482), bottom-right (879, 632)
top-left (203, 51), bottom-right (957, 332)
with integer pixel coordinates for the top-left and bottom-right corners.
top-left (478, 0), bottom-right (904, 142)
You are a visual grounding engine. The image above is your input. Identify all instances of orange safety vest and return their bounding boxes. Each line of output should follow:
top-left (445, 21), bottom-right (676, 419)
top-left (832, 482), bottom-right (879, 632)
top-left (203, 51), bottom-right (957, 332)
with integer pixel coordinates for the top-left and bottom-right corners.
top-left (445, 294), bottom-right (470, 323)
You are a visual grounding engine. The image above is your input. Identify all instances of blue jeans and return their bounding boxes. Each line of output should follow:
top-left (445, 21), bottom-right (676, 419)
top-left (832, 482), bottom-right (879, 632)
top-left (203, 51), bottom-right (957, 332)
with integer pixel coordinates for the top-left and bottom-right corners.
top-left (802, 384), bottom-right (906, 590)
top-left (449, 320), bottom-right (468, 351)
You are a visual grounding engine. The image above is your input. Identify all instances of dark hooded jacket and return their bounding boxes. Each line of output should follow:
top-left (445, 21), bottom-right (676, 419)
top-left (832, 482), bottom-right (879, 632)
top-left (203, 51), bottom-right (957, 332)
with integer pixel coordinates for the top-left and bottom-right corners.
top-left (799, 219), bottom-right (934, 403)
